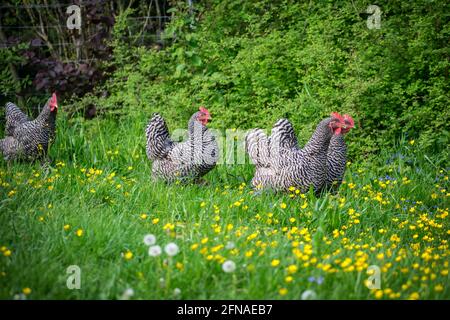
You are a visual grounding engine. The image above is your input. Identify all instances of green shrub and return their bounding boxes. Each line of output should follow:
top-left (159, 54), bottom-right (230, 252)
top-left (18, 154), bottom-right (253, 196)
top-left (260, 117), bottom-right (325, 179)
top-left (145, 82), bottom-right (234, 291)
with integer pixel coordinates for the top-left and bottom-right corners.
top-left (69, 0), bottom-right (448, 163)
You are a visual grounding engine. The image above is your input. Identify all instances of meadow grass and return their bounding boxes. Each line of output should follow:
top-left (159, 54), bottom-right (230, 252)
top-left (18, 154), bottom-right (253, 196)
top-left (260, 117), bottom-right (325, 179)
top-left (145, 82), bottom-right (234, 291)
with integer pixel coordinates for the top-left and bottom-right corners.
top-left (0, 113), bottom-right (449, 300)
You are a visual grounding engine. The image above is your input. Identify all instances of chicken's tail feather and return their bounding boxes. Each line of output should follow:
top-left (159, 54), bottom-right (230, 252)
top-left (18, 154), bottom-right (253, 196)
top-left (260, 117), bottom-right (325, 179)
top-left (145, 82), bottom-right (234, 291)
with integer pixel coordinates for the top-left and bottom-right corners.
top-left (145, 113), bottom-right (174, 160)
top-left (246, 129), bottom-right (271, 168)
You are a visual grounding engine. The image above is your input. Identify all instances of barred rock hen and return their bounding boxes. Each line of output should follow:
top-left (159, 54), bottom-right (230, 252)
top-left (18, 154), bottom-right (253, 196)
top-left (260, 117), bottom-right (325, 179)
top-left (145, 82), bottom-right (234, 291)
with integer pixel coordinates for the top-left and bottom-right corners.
top-left (145, 107), bottom-right (218, 183)
top-left (0, 93), bottom-right (58, 161)
top-left (246, 112), bottom-right (354, 194)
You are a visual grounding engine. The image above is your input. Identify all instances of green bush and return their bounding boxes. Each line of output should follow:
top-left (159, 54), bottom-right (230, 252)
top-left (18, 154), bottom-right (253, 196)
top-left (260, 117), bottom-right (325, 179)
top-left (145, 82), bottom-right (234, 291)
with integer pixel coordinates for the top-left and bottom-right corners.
top-left (71, 0), bottom-right (448, 163)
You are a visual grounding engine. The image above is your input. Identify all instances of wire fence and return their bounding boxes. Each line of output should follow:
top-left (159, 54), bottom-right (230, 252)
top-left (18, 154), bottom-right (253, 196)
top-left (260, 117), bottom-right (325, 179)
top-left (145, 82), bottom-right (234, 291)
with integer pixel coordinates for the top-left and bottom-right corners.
top-left (0, 1), bottom-right (115, 9)
top-left (0, 13), bottom-right (170, 48)
top-left (0, 2), bottom-right (175, 101)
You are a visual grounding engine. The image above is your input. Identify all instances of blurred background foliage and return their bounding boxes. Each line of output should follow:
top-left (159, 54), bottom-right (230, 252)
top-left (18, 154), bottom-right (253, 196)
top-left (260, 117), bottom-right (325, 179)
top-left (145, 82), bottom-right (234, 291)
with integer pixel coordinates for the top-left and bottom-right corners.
top-left (0, 0), bottom-right (449, 163)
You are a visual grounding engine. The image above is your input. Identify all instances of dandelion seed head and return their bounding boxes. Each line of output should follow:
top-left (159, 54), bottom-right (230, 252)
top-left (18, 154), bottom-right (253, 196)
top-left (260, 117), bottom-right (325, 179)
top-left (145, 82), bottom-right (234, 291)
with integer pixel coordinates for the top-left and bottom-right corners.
top-left (149, 245), bottom-right (162, 257)
top-left (222, 260), bottom-right (236, 273)
top-left (143, 234), bottom-right (156, 246)
top-left (301, 290), bottom-right (317, 300)
top-left (164, 242), bottom-right (179, 256)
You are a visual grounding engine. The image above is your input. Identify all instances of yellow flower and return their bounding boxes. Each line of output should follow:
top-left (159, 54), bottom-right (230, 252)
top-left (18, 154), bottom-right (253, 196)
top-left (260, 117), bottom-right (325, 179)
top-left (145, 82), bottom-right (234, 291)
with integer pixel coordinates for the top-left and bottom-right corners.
top-left (279, 288), bottom-right (288, 296)
top-left (271, 259), bottom-right (280, 267)
top-left (75, 229), bottom-right (84, 237)
top-left (409, 140), bottom-right (415, 145)
top-left (300, 202), bottom-right (308, 209)
top-left (287, 264), bottom-right (298, 274)
top-left (200, 201), bottom-right (206, 208)
top-left (176, 262), bottom-right (184, 271)
top-left (191, 243), bottom-right (199, 250)
top-left (245, 250), bottom-right (253, 257)
top-left (246, 232), bottom-right (258, 241)
top-left (124, 251), bottom-right (133, 260)
top-left (3, 250), bottom-right (12, 257)
top-left (201, 237), bottom-right (209, 244)
top-left (22, 288), bottom-right (32, 295)
top-left (152, 218), bottom-right (160, 224)
top-left (434, 284), bottom-right (443, 292)
top-left (374, 290), bottom-right (383, 299)
top-left (408, 292), bottom-right (419, 300)
top-left (280, 203), bottom-right (287, 209)
top-left (63, 224), bottom-right (71, 231)
top-left (140, 213), bottom-right (148, 220)
top-left (285, 276), bottom-right (293, 283)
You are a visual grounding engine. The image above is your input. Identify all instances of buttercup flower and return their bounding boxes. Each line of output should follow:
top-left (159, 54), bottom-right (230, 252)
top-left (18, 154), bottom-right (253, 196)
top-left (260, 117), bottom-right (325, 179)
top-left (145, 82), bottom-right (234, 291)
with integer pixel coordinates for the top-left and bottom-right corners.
top-left (123, 251), bottom-right (133, 260)
top-left (22, 288), bottom-right (32, 295)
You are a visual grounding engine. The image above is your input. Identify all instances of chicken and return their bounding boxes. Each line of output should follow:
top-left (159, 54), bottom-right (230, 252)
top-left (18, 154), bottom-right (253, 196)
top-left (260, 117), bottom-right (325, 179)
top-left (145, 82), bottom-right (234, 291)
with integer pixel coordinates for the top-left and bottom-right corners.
top-left (0, 93), bottom-right (58, 162)
top-left (246, 112), bottom-right (354, 194)
top-left (145, 106), bottom-right (218, 182)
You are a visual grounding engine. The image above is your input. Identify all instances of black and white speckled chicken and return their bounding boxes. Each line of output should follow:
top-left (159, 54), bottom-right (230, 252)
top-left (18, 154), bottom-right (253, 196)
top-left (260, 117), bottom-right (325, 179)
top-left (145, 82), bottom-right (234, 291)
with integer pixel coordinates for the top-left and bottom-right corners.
top-left (0, 93), bottom-right (58, 161)
top-left (145, 107), bottom-right (218, 182)
top-left (246, 112), bottom-right (354, 194)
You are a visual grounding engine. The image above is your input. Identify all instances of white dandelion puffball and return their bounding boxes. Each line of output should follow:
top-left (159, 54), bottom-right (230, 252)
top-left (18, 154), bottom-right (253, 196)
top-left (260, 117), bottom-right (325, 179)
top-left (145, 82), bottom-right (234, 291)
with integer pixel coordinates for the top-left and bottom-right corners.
top-left (148, 245), bottom-right (162, 257)
top-left (225, 241), bottom-right (235, 250)
top-left (174, 288), bottom-right (181, 296)
top-left (164, 242), bottom-right (179, 256)
top-left (301, 290), bottom-right (317, 300)
top-left (222, 260), bottom-right (236, 273)
top-left (120, 288), bottom-right (134, 300)
top-left (124, 288), bottom-right (134, 297)
top-left (143, 234), bottom-right (156, 246)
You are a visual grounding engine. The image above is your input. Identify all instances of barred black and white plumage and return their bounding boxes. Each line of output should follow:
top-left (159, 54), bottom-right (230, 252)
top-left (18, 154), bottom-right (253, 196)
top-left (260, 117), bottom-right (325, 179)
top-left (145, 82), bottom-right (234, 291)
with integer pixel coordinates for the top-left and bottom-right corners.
top-left (322, 113), bottom-right (354, 193)
top-left (0, 94), bottom-right (58, 162)
top-left (246, 113), bottom-right (353, 194)
top-left (145, 108), bottom-right (218, 183)
top-left (323, 134), bottom-right (347, 193)
top-left (5, 102), bottom-right (29, 136)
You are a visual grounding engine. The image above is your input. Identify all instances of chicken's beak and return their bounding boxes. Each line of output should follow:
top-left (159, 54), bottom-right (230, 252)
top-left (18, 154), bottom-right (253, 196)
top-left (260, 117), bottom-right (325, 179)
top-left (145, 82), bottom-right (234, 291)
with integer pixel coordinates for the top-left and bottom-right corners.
top-left (199, 113), bottom-right (211, 125)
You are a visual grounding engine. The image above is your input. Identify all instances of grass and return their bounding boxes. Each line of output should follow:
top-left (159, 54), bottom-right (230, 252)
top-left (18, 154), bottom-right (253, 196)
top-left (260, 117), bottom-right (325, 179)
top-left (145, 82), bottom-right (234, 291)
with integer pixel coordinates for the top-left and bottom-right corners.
top-left (0, 112), bottom-right (449, 300)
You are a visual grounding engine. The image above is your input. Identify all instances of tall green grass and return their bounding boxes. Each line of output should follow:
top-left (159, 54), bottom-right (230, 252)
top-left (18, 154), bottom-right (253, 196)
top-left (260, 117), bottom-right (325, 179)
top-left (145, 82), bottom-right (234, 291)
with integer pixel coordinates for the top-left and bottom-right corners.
top-left (0, 113), bottom-right (448, 299)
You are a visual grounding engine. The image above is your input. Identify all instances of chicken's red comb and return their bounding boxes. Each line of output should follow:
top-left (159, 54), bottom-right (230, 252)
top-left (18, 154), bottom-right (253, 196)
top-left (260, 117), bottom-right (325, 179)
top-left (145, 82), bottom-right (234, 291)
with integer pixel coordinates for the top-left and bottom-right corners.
top-left (343, 114), bottom-right (354, 127)
top-left (331, 112), bottom-right (344, 121)
top-left (199, 106), bottom-right (210, 115)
